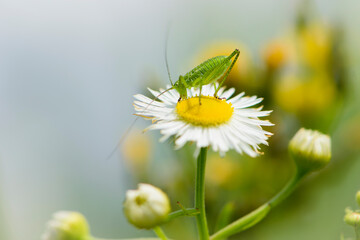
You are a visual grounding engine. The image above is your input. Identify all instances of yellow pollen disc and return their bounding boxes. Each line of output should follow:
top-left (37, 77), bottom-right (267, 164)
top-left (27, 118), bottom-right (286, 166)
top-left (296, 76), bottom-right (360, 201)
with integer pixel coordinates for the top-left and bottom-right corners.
top-left (176, 96), bottom-right (234, 126)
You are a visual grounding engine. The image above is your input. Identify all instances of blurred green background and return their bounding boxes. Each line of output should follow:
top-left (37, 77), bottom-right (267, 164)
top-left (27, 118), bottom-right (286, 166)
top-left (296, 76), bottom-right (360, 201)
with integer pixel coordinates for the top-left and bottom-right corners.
top-left (0, 0), bottom-right (359, 240)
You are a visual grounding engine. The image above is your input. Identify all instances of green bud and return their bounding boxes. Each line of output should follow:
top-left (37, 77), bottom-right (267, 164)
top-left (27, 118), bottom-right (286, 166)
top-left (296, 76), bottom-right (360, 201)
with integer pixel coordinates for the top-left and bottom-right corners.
top-left (344, 209), bottom-right (360, 227)
top-left (356, 191), bottom-right (360, 208)
top-left (124, 183), bottom-right (171, 229)
top-left (289, 128), bottom-right (331, 174)
top-left (42, 211), bottom-right (90, 240)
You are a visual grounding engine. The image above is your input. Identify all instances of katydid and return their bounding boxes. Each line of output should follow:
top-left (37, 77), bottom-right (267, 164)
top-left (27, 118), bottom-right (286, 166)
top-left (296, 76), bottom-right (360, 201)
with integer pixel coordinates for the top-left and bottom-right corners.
top-left (172, 48), bottom-right (240, 102)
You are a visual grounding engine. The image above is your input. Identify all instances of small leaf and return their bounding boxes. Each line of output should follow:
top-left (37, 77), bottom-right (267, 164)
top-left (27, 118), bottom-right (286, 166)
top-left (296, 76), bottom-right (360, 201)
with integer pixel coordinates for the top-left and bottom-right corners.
top-left (214, 202), bottom-right (236, 233)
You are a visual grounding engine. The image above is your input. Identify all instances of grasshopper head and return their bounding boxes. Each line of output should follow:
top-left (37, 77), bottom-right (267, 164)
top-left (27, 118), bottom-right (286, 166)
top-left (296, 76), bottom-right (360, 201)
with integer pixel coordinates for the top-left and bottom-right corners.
top-left (174, 76), bottom-right (188, 99)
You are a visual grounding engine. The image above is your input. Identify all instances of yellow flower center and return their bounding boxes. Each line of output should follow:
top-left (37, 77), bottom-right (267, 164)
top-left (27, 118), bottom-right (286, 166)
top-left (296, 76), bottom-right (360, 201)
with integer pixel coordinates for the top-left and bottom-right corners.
top-left (176, 96), bottom-right (234, 126)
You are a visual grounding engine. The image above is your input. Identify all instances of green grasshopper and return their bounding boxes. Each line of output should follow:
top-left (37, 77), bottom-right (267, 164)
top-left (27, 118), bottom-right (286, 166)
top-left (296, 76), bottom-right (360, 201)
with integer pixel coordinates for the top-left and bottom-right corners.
top-left (106, 48), bottom-right (240, 160)
top-left (168, 48), bottom-right (240, 102)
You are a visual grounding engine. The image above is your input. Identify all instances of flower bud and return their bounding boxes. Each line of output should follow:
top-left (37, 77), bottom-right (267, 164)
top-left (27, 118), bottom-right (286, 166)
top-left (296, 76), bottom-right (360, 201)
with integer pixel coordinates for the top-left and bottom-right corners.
top-left (123, 183), bottom-right (171, 229)
top-left (289, 128), bottom-right (331, 174)
top-left (344, 209), bottom-right (360, 227)
top-left (42, 211), bottom-right (90, 240)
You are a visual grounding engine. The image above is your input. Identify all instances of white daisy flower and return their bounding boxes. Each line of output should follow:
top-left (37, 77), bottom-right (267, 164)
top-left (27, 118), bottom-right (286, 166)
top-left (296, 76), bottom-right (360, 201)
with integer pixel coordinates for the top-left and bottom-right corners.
top-left (134, 84), bottom-right (273, 157)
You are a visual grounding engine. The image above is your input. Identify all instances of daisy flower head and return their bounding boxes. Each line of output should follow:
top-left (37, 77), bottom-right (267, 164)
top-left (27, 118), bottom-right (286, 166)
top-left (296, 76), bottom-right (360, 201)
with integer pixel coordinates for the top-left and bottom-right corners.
top-left (133, 84), bottom-right (273, 157)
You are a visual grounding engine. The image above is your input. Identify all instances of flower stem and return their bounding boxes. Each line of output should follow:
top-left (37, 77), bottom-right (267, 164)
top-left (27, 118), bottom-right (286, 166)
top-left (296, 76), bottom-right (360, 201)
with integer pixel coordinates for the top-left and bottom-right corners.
top-left (153, 226), bottom-right (169, 240)
top-left (267, 170), bottom-right (304, 207)
top-left (355, 226), bottom-right (360, 240)
top-left (92, 237), bottom-right (161, 240)
top-left (195, 147), bottom-right (209, 240)
top-left (166, 208), bottom-right (199, 222)
top-left (210, 170), bottom-right (305, 240)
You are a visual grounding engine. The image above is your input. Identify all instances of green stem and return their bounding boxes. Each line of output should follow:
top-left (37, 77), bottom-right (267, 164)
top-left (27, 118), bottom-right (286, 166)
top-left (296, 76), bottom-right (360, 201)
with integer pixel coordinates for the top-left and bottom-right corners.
top-left (153, 226), bottom-right (169, 240)
top-left (166, 208), bottom-right (199, 222)
top-left (355, 226), bottom-right (360, 240)
top-left (210, 171), bottom-right (305, 240)
top-left (92, 238), bottom-right (161, 240)
top-left (268, 171), bottom-right (304, 207)
top-left (195, 147), bottom-right (209, 240)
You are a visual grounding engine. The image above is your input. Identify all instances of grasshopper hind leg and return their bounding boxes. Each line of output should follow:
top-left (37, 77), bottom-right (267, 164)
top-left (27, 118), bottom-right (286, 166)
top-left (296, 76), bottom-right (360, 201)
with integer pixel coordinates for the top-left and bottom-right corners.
top-left (214, 49), bottom-right (240, 97)
top-left (213, 83), bottom-right (226, 100)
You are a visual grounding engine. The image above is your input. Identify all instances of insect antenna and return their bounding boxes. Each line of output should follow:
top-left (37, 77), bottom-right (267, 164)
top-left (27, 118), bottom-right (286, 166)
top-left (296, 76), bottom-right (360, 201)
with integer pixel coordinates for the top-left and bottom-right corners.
top-left (105, 86), bottom-right (174, 161)
top-left (106, 27), bottom-right (175, 161)
top-left (165, 25), bottom-right (174, 86)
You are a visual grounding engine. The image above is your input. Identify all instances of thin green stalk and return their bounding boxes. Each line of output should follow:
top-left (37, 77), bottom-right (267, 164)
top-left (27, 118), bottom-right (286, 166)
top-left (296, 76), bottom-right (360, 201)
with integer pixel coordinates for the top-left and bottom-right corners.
top-left (166, 208), bottom-right (199, 222)
top-left (195, 147), bottom-right (209, 240)
top-left (356, 226), bottom-right (360, 240)
top-left (92, 238), bottom-right (161, 240)
top-left (153, 226), bottom-right (169, 240)
top-left (210, 171), bottom-right (305, 240)
top-left (267, 171), bottom-right (304, 207)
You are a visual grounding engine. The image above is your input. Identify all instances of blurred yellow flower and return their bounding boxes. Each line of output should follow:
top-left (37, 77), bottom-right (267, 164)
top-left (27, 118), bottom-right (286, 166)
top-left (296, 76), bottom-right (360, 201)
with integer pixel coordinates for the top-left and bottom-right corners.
top-left (262, 38), bottom-right (295, 70)
top-left (273, 71), bottom-right (336, 115)
top-left (193, 41), bottom-right (256, 91)
top-left (296, 23), bottom-right (333, 69)
top-left (122, 129), bottom-right (152, 174)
